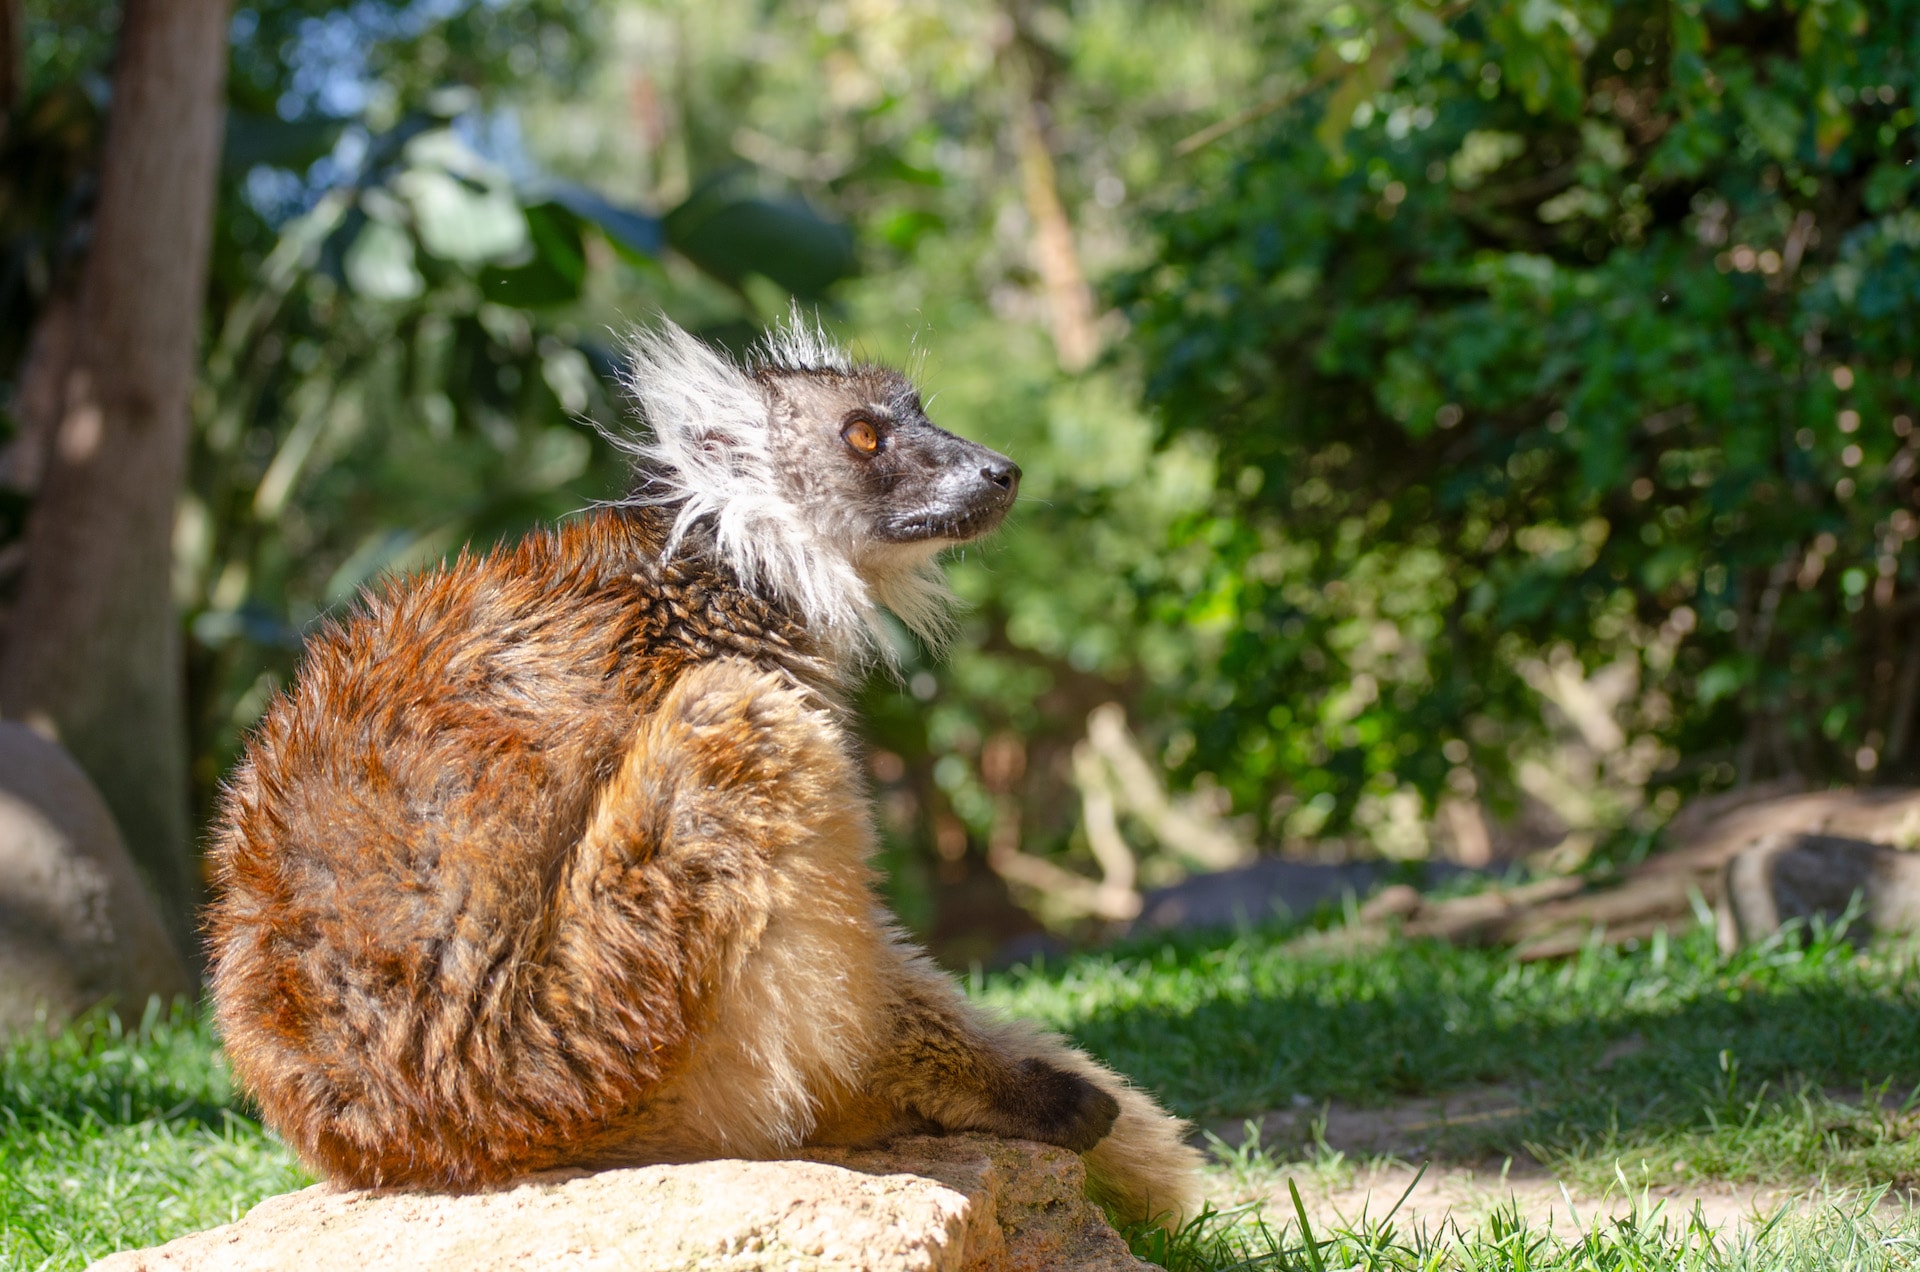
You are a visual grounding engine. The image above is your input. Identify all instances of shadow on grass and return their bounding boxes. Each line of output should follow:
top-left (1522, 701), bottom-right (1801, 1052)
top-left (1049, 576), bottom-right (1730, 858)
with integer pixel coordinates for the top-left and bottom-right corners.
top-left (988, 917), bottom-right (1920, 1184)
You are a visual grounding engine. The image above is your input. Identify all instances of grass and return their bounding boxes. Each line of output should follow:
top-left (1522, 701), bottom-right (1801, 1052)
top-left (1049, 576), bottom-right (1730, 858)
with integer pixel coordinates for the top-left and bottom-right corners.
top-left (1127, 1189), bottom-right (1920, 1271)
top-left (0, 1000), bottom-right (308, 1271)
top-left (5, 912), bottom-right (1918, 1270)
top-left (982, 913), bottom-right (1920, 1194)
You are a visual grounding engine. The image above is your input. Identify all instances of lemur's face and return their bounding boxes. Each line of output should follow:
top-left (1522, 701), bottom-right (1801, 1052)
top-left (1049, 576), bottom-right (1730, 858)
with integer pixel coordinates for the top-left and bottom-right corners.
top-left (763, 367), bottom-right (1021, 551)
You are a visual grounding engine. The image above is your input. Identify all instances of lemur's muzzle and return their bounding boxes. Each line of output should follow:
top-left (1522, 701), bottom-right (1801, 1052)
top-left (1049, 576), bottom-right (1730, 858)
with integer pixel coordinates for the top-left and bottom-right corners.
top-left (929, 436), bottom-right (1019, 540)
top-left (878, 430), bottom-right (1021, 544)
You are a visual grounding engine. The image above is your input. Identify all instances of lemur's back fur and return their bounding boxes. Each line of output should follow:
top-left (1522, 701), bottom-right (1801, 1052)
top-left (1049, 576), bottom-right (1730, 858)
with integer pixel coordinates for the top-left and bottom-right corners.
top-left (207, 318), bottom-right (1202, 1224)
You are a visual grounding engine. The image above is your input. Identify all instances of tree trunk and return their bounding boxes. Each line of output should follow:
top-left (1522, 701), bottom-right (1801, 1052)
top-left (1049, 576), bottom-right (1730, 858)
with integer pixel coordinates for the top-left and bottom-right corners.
top-left (0, 0), bottom-right (23, 116)
top-left (0, 0), bottom-right (231, 967)
top-left (997, 5), bottom-right (1098, 373)
top-left (1012, 97), bottom-right (1098, 373)
top-left (0, 290), bottom-right (76, 495)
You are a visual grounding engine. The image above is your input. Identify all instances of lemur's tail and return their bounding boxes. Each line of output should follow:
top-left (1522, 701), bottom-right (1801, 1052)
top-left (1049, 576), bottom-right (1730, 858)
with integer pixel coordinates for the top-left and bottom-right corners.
top-left (1071, 1054), bottom-right (1208, 1229)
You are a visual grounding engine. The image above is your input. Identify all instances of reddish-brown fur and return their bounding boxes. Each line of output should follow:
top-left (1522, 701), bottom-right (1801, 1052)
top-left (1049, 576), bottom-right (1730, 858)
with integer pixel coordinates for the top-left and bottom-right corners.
top-left (210, 499), bottom-right (1202, 1222)
top-left (210, 508), bottom-right (804, 1185)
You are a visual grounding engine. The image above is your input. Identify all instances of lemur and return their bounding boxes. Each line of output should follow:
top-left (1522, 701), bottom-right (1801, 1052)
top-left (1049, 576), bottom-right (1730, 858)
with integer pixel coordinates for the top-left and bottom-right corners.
top-left (206, 316), bottom-right (1203, 1226)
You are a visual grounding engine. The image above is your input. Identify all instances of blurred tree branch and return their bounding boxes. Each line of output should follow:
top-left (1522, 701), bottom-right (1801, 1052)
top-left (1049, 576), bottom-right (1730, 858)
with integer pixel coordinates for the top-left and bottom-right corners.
top-left (1000, 6), bottom-right (1097, 373)
top-left (1011, 98), bottom-right (1097, 373)
top-left (1173, 67), bottom-right (1340, 158)
top-left (987, 705), bottom-right (1257, 924)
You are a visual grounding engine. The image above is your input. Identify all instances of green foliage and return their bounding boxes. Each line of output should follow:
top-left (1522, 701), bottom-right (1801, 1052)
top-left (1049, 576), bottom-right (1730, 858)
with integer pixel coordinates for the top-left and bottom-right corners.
top-left (187, 9), bottom-right (865, 810)
top-left (184, 100), bottom-right (634, 811)
top-left (0, 1), bottom-right (865, 816)
top-left (516, 0), bottom-right (1293, 932)
top-left (1122, 0), bottom-right (1920, 840)
top-left (16, 0), bottom-right (1920, 932)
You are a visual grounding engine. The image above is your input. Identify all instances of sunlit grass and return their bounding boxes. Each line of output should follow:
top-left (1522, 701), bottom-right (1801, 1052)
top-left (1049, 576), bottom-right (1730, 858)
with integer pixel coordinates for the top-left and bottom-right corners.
top-left (7, 916), bottom-right (1919, 1270)
top-left (1128, 1188), bottom-right (1920, 1272)
top-left (0, 1002), bottom-right (308, 1272)
top-left (985, 915), bottom-right (1920, 1197)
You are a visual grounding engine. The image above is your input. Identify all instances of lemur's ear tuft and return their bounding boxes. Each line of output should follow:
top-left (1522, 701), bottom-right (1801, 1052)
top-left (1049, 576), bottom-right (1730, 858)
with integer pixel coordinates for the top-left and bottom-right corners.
top-left (755, 301), bottom-right (855, 375)
top-left (615, 323), bottom-right (758, 448)
top-left (600, 320), bottom-right (775, 551)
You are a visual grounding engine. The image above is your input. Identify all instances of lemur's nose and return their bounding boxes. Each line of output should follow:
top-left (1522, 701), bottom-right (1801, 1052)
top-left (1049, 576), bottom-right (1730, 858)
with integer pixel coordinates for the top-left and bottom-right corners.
top-left (983, 459), bottom-right (1021, 492)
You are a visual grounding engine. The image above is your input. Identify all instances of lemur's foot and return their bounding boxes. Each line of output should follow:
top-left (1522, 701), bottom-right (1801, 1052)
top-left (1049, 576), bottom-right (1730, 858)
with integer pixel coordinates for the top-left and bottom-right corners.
top-left (1000, 1057), bottom-right (1121, 1152)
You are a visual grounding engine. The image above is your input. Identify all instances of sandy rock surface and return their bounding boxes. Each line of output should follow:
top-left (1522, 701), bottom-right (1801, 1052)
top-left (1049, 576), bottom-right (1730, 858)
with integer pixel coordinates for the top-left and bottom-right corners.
top-left (0, 722), bottom-right (193, 1037)
top-left (86, 1134), bottom-right (1150, 1272)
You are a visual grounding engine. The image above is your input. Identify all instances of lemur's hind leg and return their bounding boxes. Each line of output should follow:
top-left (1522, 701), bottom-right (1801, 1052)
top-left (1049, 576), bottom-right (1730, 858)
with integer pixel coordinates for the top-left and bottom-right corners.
top-left (852, 948), bottom-right (1121, 1152)
top-left (575, 657), bottom-right (1202, 1222)
top-left (808, 947), bottom-right (1204, 1229)
top-left (569, 655), bottom-right (893, 1166)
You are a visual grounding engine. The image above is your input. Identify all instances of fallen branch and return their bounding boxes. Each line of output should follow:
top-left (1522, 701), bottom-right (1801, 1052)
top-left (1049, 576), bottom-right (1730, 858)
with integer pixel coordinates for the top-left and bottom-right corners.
top-left (1317, 786), bottom-right (1920, 960)
top-left (984, 703), bottom-right (1254, 922)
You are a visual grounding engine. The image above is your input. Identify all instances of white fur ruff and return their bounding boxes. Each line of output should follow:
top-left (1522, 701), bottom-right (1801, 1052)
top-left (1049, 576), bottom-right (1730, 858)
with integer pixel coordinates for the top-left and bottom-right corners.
top-left (609, 315), bottom-right (954, 663)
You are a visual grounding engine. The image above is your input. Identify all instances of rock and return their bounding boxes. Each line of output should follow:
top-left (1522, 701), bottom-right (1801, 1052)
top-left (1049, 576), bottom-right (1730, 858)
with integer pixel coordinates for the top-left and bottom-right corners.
top-left (1716, 832), bottom-right (1920, 953)
top-left (85, 1134), bottom-right (1153, 1272)
top-left (1132, 857), bottom-right (1482, 933)
top-left (0, 721), bottom-right (194, 1037)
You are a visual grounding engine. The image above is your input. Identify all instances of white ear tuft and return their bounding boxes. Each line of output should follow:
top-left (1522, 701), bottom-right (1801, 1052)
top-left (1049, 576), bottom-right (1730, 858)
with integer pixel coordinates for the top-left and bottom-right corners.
top-left (754, 301), bottom-right (855, 375)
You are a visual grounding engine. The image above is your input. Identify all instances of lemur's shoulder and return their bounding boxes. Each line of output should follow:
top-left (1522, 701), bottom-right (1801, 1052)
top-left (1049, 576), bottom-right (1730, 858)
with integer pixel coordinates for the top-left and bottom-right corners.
top-left (275, 512), bottom-right (653, 723)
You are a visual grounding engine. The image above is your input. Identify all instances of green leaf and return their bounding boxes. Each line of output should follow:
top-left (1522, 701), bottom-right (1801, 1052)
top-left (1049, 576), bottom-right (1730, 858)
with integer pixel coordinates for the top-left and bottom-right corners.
top-left (478, 202), bottom-right (586, 307)
top-left (546, 182), bottom-right (666, 262)
top-left (342, 220), bottom-right (423, 302)
top-left (1697, 660), bottom-right (1747, 707)
top-left (1315, 51), bottom-right (1401, 163)
top-left (478, 260), bottom-right (578, 308)
top-left (222, 112), bottom-right (344, 175)
top-left (1732, 81), bottom-right (1804, 163)
top-left (1378, 348), bottom-right (1443, 435)
top-left (400, 167), bottom-right (527, 264)
top-left (524, 202), bottom-right (587, 286)
top-left (665, 179), bottom-right (857, 298)
top-left (1863, 160), bottom-right (1915, 215)
top-left (1288, 1177), bottom-right (1328, 1272)
top-left (875, 207), bottom-right (947, 251)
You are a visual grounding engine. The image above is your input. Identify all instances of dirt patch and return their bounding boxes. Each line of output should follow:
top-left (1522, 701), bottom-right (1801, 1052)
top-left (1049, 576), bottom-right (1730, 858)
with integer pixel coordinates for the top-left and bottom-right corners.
top-left (1198, 1085), bottom-right (1533, 1162)
top-left (1240, 1159), bottom-right (1883, 1242)
top-left (1197, 1091), bottom-right (1913, 1240)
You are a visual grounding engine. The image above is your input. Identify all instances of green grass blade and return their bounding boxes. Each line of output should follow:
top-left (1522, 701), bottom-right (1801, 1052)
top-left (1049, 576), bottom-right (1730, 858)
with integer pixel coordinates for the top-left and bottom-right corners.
top-left (1287, 1176), bottom-right (1327, 1272)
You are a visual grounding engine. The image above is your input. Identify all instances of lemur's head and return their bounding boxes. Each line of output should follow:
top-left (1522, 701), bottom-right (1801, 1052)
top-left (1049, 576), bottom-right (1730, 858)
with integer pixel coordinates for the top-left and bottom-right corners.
top-left (615, 315), bottom-right (1020, 660)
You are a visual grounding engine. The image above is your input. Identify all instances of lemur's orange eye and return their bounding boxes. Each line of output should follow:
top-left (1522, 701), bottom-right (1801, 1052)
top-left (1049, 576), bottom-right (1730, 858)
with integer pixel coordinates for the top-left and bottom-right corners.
top-left (842, 418), bottom-right (880, 454)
